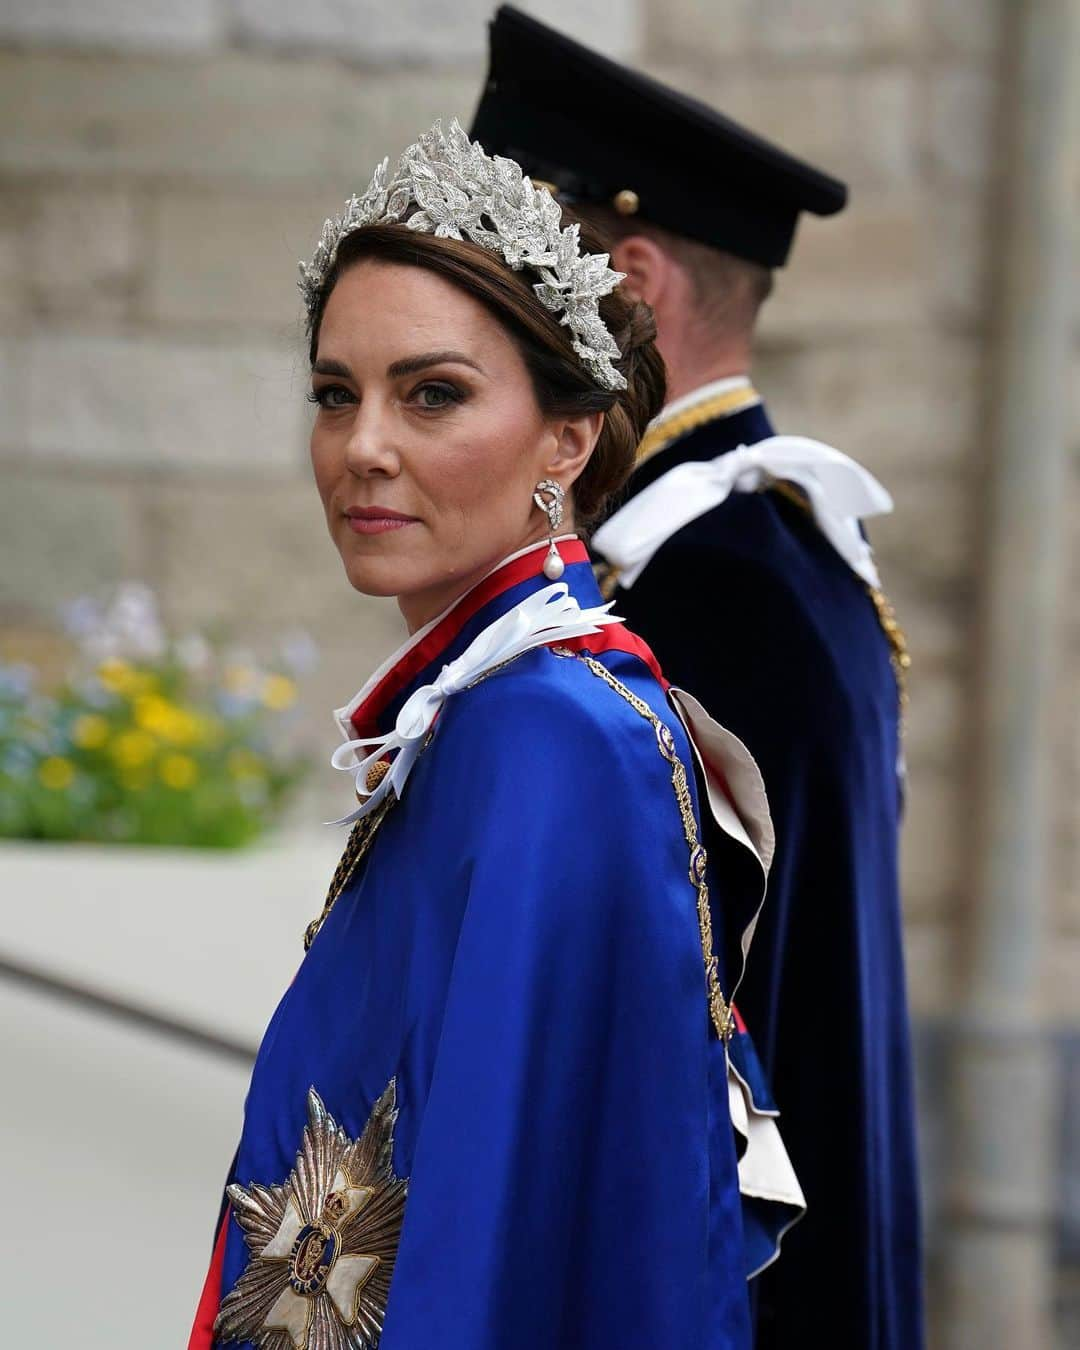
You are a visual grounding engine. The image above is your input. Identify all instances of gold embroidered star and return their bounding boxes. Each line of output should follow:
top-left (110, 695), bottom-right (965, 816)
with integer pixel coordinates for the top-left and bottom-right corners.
top-left (214, 1081), bottom-right (408, 1350)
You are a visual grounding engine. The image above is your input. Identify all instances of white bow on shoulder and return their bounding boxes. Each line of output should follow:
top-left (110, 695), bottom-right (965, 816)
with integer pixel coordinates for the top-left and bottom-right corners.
top-left (329, 582), bottom-right (619, 825)
top-left (592, 435), bottom-right (894, 590)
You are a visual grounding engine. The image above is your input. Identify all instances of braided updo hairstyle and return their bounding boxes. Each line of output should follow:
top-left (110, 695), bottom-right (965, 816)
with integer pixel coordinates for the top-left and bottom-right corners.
top-left (307, 217), bottom-right (665, 528)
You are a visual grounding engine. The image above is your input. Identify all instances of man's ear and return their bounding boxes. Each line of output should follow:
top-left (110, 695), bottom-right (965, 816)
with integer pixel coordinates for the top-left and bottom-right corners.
top-left (611, 234), bottom-right (671, 309)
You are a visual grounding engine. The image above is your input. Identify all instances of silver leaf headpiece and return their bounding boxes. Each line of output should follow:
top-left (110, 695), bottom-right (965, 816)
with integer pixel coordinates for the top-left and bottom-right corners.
top-left (299, 118), bottom-right (628, 392)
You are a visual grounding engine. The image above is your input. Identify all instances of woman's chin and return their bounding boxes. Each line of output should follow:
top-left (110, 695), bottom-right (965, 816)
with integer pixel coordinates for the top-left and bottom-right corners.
top-left (341, 556), bottom-right (414, 598)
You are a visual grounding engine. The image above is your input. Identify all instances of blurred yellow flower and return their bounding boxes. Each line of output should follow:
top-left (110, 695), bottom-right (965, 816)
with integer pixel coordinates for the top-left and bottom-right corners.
top-left (38, 756), bottom-right (75, 790)
top-left (73, 713), bottom-right (110, 749)
top-left (98, 658), bottom-right (134, 694)
top-left (132, 693), bottom-right (208, 747)
top-left (134, 693), bottom-right (171, 730)
top-left (227, 747), bottom-right (266, 779)
top-left (112, 729), bottom-right (156, 769)
top-left (97, 659), bottom-right (156, 697)
top-left (261, 674), bottom-right (298, 711)
top-left (160, 753), bottom-right (199, 790)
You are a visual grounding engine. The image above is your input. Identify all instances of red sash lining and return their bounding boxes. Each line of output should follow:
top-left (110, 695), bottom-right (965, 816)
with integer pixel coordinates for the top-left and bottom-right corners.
top-left (188, 1207), bottom-right (230, 1350)
top-left (557, 624), bottom-right (667, 689)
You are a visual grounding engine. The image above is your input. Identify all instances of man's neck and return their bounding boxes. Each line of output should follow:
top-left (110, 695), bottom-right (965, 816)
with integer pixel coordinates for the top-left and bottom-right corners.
top-left (656, 374), bottom-right (757, 424)
top-left (664, 361), bottom-right (752, 405)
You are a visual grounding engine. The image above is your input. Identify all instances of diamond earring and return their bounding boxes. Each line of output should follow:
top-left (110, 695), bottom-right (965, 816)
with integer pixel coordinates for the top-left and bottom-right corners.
top-left (533, 479), bottom-right (566, 580)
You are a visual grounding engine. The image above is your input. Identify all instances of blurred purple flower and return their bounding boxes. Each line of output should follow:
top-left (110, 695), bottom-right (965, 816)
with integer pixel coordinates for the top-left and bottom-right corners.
top-left (0, 663), bottom-right (35, 701)
top-left (59, 596), bottom-right (103, 639)
top-left (216, 691), bottom-right (258, 720)
top-left (278, 630), bottom-right (320, 677)
top-left (108, 582), bottom-right (167, 660)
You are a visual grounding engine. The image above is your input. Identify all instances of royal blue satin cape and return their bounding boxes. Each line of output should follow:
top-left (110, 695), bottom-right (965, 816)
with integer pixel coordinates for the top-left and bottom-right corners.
top-left (209, 556), bottom-right (754, 1349)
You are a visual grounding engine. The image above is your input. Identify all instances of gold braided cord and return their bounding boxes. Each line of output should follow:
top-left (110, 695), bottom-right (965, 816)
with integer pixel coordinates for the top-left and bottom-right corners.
top-left (866, 585), bottom-right (912, 716)
top-left (558, 648), bottom-right (735, 1043)
top-left (304, 794), bottom-right (396, 950)
top-left (634, 386), bottom-right (762, 471)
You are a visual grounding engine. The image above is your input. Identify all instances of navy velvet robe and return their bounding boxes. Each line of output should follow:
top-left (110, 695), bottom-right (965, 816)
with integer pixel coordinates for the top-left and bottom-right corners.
top-left (597, 401), bottom-right (924, 1348)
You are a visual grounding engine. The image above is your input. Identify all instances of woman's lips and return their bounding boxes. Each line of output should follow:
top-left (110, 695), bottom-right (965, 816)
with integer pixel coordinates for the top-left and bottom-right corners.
top-left (345, 507), bottom-right (419, 535)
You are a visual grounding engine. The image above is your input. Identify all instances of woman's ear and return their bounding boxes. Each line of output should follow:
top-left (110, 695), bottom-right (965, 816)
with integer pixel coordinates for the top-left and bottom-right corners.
top-left (544, 410), bottom-right (604, 489)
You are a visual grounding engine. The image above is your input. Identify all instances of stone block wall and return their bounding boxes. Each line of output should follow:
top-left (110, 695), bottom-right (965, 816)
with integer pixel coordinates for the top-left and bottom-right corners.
top-left (0, 0), bottom-right (1076, 1030)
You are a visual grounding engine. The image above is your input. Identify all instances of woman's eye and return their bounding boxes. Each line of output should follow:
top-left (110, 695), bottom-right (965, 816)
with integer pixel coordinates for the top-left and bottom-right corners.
top-left (309, 385), bottom-right (354, 409)
top-left (414, 382), bottom-right (463, 410)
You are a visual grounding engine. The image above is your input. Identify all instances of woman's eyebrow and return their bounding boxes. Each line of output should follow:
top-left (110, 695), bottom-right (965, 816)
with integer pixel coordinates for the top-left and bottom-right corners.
top-left (312, 358), bottom-right (354, 379)
top-left (386, 350), bottom-right (483, 378)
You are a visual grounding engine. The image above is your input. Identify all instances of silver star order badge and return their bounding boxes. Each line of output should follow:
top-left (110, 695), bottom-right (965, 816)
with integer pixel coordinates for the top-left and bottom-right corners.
top-left (215, 1081), bottom-right (407, 1350)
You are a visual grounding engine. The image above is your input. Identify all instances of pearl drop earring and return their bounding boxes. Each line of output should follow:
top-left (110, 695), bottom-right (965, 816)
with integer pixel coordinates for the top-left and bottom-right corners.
top-left (533, 479), bottom-right (567, 580)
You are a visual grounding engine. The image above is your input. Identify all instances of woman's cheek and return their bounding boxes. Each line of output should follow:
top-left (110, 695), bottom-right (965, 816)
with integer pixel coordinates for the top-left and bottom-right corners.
top-left (310, 442), bottom-right (342, 513)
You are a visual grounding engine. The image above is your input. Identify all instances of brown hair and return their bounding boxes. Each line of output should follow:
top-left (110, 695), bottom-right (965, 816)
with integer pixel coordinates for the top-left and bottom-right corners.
top-left (307, 221), bottom-right (665, 527)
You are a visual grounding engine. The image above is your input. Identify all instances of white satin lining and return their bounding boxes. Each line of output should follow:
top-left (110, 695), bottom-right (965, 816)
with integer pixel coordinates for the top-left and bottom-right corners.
top-left (728, 1061), bottom-right (808, 1278)
top-left (593, 436), bottom-right (893, 590)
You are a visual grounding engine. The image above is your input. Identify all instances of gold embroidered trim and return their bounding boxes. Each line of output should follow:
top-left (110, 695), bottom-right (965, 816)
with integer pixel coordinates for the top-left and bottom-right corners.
top-left (554, 647), bottom-right (734, 1043)
top-left (305, 794), bottom-right (396, 950)
top-left (634, 385), bottom-right (762, 471)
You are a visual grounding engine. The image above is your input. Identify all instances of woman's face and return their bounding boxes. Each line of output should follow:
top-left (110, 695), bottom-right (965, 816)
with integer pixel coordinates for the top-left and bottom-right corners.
top-left (310, 259), bottom-right (598, 632)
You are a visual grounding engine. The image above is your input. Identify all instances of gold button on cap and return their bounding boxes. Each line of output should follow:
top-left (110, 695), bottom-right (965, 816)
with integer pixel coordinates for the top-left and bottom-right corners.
top-left (613, 188), bottom-right (640, 215)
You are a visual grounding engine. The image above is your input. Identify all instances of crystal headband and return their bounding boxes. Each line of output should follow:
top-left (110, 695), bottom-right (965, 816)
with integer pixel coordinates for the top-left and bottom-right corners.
top-left (299, 118), bottom-right (628, 392)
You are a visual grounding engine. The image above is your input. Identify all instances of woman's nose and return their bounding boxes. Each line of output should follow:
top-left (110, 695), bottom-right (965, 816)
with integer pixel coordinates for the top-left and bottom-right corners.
top-left (343, 402), bottom-right (400, 477)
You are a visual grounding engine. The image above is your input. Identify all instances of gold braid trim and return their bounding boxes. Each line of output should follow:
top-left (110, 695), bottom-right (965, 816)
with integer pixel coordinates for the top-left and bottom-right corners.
top-left (634, 386), bottom-right (762, 472)
top-left (555, 647), bottom-right (735, 1043)
top-left (304, 794), bottom-right (396, 950)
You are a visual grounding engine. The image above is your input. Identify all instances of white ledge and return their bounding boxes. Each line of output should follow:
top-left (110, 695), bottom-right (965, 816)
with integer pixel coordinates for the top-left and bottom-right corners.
top-left (0, 830), bottom-right (347, 1047)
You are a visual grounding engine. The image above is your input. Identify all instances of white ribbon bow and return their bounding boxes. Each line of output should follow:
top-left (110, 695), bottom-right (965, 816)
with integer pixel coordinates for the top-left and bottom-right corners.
top-left (329, 583), bottom-right (620, 825)
top-left (592, 435), bottom-right (894, 590)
